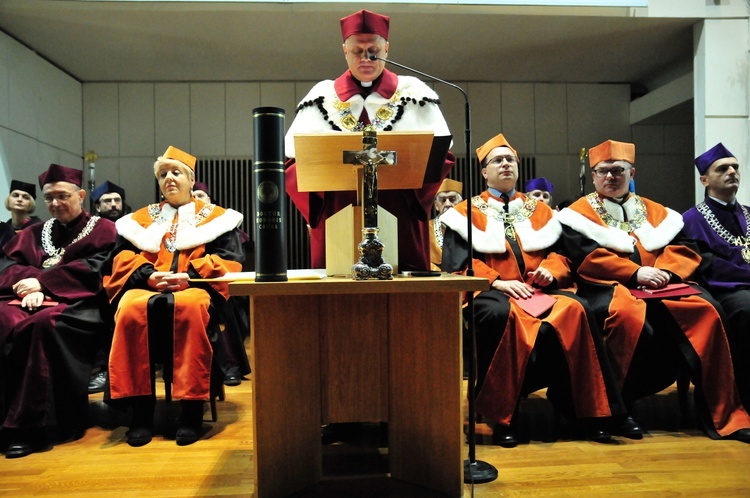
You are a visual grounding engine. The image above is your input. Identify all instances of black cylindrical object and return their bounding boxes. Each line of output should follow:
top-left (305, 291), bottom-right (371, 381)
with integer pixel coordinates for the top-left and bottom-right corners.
top-left (253, 106), bottom-right (287, 282)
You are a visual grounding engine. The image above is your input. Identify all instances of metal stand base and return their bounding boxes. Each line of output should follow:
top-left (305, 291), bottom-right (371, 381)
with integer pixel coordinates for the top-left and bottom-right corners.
top-left (464, 459), bottom-right (498, 484)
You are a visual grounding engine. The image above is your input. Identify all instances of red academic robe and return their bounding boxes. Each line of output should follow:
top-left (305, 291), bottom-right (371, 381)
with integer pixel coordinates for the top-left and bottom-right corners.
top-left (441, 191), bottom-right (624, 425)
top-left (558, 193), bottom-right (750, 438)
top-left (105, 200), bottom-right (244, 401)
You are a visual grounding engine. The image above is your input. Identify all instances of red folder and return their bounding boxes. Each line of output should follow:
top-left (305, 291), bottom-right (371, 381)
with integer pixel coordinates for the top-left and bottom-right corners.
top-left (512, 290), bottom-right (557, 318)
top-left (629, 283), bottom-right (701, 300)
top-left (8, 299), bottom-right (60, 307)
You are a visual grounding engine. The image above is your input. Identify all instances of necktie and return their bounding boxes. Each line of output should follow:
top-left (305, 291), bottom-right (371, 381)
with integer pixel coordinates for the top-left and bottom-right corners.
top-left (500, 193), bottom-right (510, 213)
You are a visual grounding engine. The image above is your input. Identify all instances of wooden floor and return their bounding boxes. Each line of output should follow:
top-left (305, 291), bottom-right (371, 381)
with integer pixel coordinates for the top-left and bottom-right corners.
top-left (3, 344), bottom-right (750, 497)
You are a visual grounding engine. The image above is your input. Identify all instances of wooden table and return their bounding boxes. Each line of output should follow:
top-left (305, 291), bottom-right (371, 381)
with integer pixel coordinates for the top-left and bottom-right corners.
top-left (230, 274), bottom-right (489, 498)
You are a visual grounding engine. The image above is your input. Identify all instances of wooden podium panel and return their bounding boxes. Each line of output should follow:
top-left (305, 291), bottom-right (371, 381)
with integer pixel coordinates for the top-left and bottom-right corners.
top-left (230, 275), bottom-right (489, 497)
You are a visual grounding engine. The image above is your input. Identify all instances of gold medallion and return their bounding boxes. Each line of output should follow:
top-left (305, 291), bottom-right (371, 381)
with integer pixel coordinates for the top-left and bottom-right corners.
top-left (341, 115), bottom-right (358, 130)
top-left (743, 245), bottom-right (750, 264)
top-left (375, 106), bottom-right (394, 122)
top-left (43, 253), bottom-right (63, 268)
top-left (505, 225), bottom-right (516, 241)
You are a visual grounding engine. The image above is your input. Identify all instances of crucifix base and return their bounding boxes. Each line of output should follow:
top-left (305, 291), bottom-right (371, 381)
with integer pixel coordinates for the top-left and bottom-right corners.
top-left (325, 204), bottom-right (398, 277)
top-left (352, 227), bottom-right (393, 280)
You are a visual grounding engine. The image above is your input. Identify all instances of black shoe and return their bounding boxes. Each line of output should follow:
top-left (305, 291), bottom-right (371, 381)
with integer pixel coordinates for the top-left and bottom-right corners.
top-left (127, 395), bottom-right (155, 447)
top-left (224, 373), bottom-right (242, 387)
top-left (492, 424), bottom-right (518, 448)
top-left (176, 400), bottom-right (204, 446)
top-left (726, 428), bottom-right (750, 443)
top-left (612, 416), bottom-right (644, 440)
top-left (586, 427), bottom-right (613, 444)
top-left (126, 427), bottom-right (153, 447)
top-left (577, 419), bottom-right (612, 443)
top-left (88, 370), bottom-right (108, 394)
top-left (4, 431), bottom-right (50, 459)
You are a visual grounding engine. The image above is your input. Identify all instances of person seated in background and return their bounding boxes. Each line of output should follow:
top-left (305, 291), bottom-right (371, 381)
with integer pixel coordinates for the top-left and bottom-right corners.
top-left (682, 142), bottom-right (750, 407)
top-left (5, 180), bottom-right (42, 231)
top-left (440, 133), bottom-right (627, 447)
top-left (104, 146), bottom-right (244, 447)
top-left (92, 180), bottom-right (129, 222)
top-left (556, 139), bottom-right (750, 443)
top-left (0, 164), bottom-right (117, 458)
top-left (284, 8), bottom-right (454, 271)
top-left (191, 180), bottom-right (252, 387)
top-left (429, 178), bottom-right (462, 271)
top-left (524, 177), bottom-right (554, 207)
top-left (88, 180), bottom-right (130, 394)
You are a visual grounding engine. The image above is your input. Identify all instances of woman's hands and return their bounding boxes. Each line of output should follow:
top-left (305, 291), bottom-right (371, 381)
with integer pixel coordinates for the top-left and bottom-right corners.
top-left (148, 271), bottom-right (190, 293)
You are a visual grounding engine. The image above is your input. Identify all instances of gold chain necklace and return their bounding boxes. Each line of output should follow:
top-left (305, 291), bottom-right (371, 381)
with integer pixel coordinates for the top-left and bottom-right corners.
top-left (587, 192), bottom-right (647, 232)
top-left (41, 216), bottom-right (101, 268)
top-left (696, 201), bottom-right (750, 263)
top-left (471, 196), bottom-right (537, 241)
top-left (333, 91), bottom-right (401, 131)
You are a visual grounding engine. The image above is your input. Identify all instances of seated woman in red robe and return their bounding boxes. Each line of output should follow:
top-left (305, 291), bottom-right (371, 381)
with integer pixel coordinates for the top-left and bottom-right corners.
top-left (104, 146), bottom-right (244, 447)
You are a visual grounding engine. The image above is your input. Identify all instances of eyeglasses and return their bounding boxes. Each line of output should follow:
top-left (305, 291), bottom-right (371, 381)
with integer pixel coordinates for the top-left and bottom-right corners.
top-left (593, 167), bottom-right (630, 178)
top-left (43, 192), bottom-right (75, 204)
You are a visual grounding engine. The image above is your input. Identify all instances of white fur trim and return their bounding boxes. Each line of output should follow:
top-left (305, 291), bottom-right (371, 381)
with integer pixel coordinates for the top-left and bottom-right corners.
top-left (557, 208), bottom-right (636, 253)
top-left (440, 200), bottom-right (562, 254)
top-left (285, 75), bottom-right (451, 158)
top-left (633, 207), bottom-right (684, 252)
top-left (116, 203), bottom-right (243, 253)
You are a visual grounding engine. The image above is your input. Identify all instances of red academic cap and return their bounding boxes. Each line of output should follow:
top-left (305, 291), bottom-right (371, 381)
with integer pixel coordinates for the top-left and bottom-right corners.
top-left (340, 9), bottom-right (390, 41)
top-left (38, 164), bottom-right (83, 188)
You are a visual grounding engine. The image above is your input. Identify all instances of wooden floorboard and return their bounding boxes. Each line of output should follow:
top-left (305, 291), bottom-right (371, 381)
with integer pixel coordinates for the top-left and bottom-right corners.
top-left (2, 342), bottom-right (750, 497)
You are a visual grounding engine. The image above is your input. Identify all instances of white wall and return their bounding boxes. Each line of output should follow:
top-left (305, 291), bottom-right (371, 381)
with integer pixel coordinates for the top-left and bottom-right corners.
top-left (0, 31), bottom-right (82, 222)
top-left (84, 79), bottom-right (670, 211)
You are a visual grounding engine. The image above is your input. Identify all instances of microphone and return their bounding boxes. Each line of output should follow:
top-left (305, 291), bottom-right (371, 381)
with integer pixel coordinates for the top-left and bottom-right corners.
top-left (371, 54), bottom-right (497, 486)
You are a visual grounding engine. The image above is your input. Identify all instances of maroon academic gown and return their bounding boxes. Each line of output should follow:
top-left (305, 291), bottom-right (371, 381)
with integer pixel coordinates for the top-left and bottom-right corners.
top-left (285, 69), bottom-right (455, 271)
top-left (0, 212), bottom-right (117, 432)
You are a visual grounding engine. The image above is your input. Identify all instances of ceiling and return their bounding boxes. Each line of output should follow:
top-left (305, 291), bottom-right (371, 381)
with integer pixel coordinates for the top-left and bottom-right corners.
top-left (0, 1), bottom-right (696, 90)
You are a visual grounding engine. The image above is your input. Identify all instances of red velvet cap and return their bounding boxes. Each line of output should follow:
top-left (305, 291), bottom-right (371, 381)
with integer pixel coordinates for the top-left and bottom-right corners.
top-left (38, 164), bottom-right (83, 188)
top-left (340, 10), bottom-right (390, 41)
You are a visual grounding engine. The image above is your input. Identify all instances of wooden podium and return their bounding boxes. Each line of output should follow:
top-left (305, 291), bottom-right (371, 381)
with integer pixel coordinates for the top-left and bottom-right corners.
top-left (229, 274), bottom-right (490, 497)
top-left (294, 131), bottom-right (446, 276)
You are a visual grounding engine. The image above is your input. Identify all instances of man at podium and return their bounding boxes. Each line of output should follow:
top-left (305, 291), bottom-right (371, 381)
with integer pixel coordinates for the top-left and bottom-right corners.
top-left (284, 9), bottom-right (454, 271)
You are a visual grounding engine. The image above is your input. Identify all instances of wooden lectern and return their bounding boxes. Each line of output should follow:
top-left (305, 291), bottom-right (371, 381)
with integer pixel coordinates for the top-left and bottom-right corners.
top-left (294, 131), bottom-right (445, 276)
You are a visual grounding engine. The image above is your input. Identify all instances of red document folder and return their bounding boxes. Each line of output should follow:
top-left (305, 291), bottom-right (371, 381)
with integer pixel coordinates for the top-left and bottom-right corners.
top-left (629, 283), bottom-right (701, 300)
top-left (512, 290), bottom-right (557, 318)
top-left (8, 299), bottom-right (60, 307)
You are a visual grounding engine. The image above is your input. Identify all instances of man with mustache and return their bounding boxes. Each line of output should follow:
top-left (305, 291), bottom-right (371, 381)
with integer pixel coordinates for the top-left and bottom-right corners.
top-left (682, 143), bottom-right (750, 407)
top-left (557, 139), bottom-right (750, 443)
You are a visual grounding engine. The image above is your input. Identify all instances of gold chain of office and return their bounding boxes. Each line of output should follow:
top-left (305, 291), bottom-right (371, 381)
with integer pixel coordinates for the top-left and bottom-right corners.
top-left (148, 203), bottom-right (215, 253)
top-left (334, 91), bottom-right (400, 131)
top-left (696, 201), bottom-right (750, 263)
top-left (41, 216), bottom-right (101, 268)
top-left (587, 192), bottom-right (647, 232)
top-left (471, 196), bottom-right (538, 241)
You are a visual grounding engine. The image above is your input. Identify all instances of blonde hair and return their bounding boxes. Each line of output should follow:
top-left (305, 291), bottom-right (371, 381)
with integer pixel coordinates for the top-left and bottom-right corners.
top-left (153, 157), bottom-right (195, 181)
top-left (5, 192), bottom-right (36, 214)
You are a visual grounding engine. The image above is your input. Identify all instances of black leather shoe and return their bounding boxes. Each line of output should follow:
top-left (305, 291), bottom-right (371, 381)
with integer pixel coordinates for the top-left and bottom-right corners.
top-left (5, 434), bottom-right (50, 459)
top-left (612, 416), bottom-right (644, 440)
top-left (726, 428), bottom-right (750, 443)
top-left (175, 426), bottom-right (200, 446)
top-left (492, 424), bottom-right (518, 448)
top-left (224, 373), bottom-right (242, 386)
top-left (88, 370), bottom-right (108, 394)
top-left (587, 428), bottom-right (613, 443)
top-left (126, 427), bottom-right (152, 447)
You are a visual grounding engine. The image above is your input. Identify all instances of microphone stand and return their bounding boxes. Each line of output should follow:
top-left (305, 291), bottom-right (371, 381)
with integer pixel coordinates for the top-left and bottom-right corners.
top-left (371, 55), bottom-right (498, 485)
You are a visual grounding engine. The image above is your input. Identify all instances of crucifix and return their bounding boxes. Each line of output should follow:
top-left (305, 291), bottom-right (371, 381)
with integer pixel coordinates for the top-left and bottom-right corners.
top-left (343, 130), bottom-right (396, 280)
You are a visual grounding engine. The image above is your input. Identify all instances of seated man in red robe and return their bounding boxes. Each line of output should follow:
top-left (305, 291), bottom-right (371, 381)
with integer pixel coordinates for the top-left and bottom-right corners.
top-left (0, 163), bottom-right (117, 458)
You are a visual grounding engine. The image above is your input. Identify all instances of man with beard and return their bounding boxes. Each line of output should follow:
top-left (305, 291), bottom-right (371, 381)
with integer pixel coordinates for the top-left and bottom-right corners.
top-left (683, 143), bottom-right (750, 407)
top-left (88, 180), bottom-right (129, 393)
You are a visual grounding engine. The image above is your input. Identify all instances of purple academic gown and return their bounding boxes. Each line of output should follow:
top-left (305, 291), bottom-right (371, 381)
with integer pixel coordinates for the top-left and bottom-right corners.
top-left (0, 212), bottom-right (117, 433)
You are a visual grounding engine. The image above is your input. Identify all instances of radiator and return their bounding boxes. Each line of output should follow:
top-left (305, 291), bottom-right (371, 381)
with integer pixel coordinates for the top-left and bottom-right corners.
top-left (191, 154), bottom-right (534, 271)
